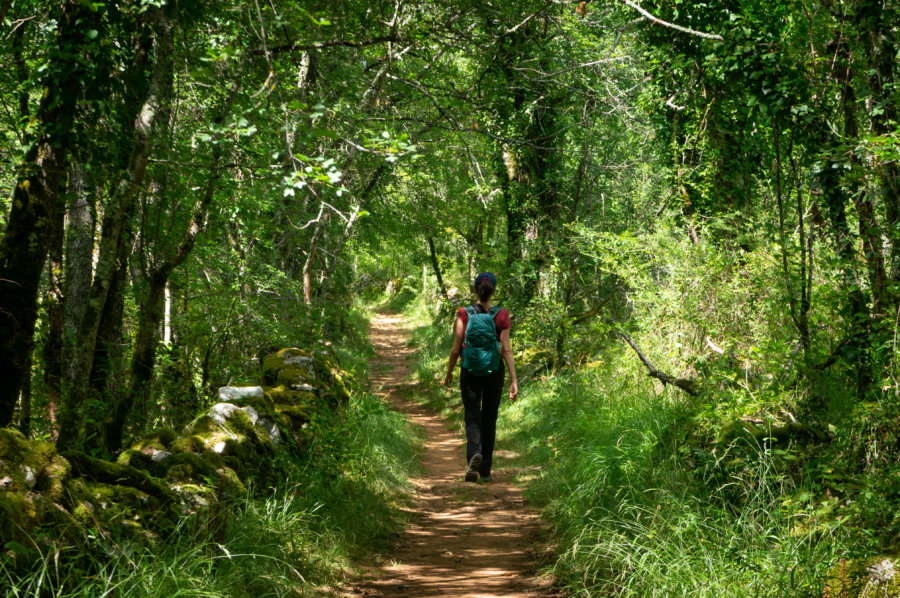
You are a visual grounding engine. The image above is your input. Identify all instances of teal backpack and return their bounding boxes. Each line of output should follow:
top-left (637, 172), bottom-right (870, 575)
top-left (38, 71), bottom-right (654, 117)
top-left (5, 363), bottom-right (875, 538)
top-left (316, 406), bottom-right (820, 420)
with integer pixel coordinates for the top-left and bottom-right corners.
top-left (461, 305), bottom-right (502, 376)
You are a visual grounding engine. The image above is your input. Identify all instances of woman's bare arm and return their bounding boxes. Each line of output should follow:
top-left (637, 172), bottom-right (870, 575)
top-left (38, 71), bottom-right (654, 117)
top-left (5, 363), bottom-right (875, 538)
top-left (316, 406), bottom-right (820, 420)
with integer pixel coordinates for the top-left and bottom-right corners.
top-left (444, 316), bottom-right (465, 387)
top-left (500, 328), bottom-right (518, 401)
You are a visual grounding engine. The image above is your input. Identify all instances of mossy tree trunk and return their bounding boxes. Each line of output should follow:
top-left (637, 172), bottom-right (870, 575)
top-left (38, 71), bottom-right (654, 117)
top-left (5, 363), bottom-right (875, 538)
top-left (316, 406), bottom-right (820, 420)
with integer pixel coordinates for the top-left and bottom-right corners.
top-left (485, 19), bottom-right (565, 303)
top-left (87, 226), bottom-right (131, 451)
top-left (106, 59), bottom-right (241, 452)
top-left (854, 0), bottom-right (900, 300)
top-left (43, 175), bottom-right (66, 436)
top-left (58, 9), bottom-right (174, 450)
top-left (60, 161), bottom-right (95, 437)
top-left (0, 1), bottom-right (98, 427)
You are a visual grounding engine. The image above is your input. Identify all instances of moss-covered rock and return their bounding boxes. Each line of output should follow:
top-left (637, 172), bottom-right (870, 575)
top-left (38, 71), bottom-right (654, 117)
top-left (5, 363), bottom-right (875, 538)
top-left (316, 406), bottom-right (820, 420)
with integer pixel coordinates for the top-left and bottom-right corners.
top-left (170, 434), bottom-right (206, 455)
top-left (262, 347), bottom-right (351, 418)
top-left (132, 428), bottom-right (178, 452)
top-left (1, 343), bottom-right (356, 575)
top-left (0, 428), bottom-right (57, 492)
top-left (36, 453), bottom-right (70, 501)
top-left (275, 404), bottom-right (312, 428)
top-left (0, 491), bottom-right (38, 541)
top-left (164, 452), bottom-right (243, 493)
top-left (62, 450), bottom-right (178, 505)
top-left (117, 449), bottom-right (158, 474)
top-left (0, 429), bottom-right (83, 549)
top-left (227, 408), bottom-right (263, 438)
top-left (263, 348), bottom-right (315, 386)
top-left (225, 391), bottom-right (276, 414)
top-left (265, 385), bottom-right (316, 407)
top-left (190, 414), bottom-right (219, 436)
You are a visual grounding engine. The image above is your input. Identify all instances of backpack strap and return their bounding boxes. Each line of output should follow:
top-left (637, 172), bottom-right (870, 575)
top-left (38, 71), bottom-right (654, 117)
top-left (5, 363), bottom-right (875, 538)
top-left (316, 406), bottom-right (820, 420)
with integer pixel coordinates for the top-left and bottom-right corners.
top-left (488, 306), bottom-right (500, 317)
top-left (464, 305), bottom-right (476, 317)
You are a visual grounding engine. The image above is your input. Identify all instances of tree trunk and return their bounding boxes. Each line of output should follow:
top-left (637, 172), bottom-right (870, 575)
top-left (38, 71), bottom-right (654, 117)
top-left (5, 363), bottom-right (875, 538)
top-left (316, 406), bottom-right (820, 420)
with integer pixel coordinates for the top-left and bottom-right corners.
top-left (554, 130), bottom-right (591, 373)
top-left (428, 237), bottom-right (449, 300)
top-left (43, 178), bottom-right (66, 434)
top-left (88, 228), bottom-right (130, 452)
top-left (63, 163), bottom-right (96, 359)
top-left (773, 122), bottom-right (811, 351)
top-left (18, 350), bottom-right (32, 438)
top-left (106, 271), bottom-right (166, 452)
top-left (0, 1), bottom-right (96, 427)
top-left (106, 60), bottom-right (242, 451)
top-left (815, 33), bottom-right (874, 400)
top-left (497, 149), bottom-right (526, 270)
top-left (57, 10), bottom-right (173, 450)
top-left (854, 0), bottom-right (900, 296)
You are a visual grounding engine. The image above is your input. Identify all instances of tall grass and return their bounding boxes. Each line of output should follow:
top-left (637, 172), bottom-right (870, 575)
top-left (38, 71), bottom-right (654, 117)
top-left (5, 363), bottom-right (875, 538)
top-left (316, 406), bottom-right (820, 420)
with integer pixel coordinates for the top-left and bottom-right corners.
top-left (499, 356), bottom-right (857, 596)
top-left (3, 388), bottom-right (422, 597)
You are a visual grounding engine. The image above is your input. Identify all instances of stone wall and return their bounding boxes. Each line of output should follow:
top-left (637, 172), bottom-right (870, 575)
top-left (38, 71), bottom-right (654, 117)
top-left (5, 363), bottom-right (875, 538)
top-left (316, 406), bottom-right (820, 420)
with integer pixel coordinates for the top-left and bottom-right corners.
top-left (0, 347), bottom-right (350, 569)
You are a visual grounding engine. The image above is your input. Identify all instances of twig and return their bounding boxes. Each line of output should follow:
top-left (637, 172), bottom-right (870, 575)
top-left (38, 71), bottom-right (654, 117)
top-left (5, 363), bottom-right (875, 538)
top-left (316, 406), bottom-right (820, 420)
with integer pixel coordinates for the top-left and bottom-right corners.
top-left (665, 93), bottom-right (686, 111)
top-left (5, 15), bottom-right (35, 38)
top-left (620, 0), bottom-right (724, 41)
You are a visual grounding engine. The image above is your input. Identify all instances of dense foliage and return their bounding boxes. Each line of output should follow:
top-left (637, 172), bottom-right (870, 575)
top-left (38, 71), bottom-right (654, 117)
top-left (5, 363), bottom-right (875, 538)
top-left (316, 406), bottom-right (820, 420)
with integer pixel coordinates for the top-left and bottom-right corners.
top-left (2, 0), bottom-right (900, 594)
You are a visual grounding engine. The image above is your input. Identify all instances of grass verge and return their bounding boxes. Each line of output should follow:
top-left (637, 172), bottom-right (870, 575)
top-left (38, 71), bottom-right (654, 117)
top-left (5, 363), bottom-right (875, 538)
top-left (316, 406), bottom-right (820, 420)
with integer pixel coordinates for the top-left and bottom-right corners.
top-left (3, 340), bottom-right (423, 597)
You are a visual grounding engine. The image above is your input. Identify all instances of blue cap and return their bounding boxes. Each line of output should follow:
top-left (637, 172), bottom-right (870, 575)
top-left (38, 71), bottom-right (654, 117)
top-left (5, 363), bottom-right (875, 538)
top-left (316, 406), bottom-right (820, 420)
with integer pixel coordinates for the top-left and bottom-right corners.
top-left (474, 272), bottom-right (497, 288)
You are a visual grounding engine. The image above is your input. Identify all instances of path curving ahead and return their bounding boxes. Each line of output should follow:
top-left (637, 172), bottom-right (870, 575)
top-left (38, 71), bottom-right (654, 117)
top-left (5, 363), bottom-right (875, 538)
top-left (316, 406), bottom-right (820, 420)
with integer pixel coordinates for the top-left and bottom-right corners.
top-left (344, 312), bottom-right (556, 598)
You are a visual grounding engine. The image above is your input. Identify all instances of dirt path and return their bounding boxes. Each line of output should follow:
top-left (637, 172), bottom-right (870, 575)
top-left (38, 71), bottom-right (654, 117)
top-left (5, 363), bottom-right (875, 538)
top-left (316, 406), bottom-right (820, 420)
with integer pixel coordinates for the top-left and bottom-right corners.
top-left (345, 312), bottom-right (556, 598)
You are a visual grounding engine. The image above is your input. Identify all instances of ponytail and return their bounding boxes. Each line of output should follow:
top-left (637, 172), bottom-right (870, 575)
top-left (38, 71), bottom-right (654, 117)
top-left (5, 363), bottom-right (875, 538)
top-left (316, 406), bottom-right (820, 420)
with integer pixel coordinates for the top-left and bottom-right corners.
top-left (475, 279), bottom-right (495, 303)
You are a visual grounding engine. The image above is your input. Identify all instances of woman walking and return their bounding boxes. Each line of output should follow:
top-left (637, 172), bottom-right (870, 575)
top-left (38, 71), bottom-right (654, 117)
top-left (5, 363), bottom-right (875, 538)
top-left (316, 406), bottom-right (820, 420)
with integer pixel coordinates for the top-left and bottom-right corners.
top-left (444, 272), bottom-right (518, 482)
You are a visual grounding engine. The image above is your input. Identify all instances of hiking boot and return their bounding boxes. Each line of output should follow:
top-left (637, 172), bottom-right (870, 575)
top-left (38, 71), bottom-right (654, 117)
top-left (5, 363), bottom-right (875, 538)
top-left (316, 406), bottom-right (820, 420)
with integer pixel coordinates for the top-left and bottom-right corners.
top-left (480, 474), bottom-right (492, 482)
top-left (465, 454), bottom-right (483, 482)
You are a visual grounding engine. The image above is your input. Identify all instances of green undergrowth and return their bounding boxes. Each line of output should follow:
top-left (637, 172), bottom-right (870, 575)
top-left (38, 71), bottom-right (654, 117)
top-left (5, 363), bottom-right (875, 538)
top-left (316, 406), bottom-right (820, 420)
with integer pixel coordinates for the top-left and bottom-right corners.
top-left (402, 298), bottom-right (884, 597)
top-left (3, 374), bottom-right (422, 597)
top-left (505, 365), bottom-right (865, 597)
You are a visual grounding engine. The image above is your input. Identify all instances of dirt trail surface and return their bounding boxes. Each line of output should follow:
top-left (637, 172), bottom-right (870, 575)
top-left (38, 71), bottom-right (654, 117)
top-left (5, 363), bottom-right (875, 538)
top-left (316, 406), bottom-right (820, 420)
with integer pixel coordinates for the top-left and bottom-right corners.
top-left (344, 312), bottom-right (556, 598)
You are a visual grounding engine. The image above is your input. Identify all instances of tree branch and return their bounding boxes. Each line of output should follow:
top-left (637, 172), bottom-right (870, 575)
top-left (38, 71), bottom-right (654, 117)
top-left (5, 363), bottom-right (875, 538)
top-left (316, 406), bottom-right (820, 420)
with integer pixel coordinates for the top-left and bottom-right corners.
top-left (806, 336), bottom-right (851, 372)
top-left (571, 292), bottom-right (615, 324)
top-left (620, 0), bottom-right (724, 41)
top-left (619, 331), bottom-right (700, 396)
top-left (262, 35), bottom-right (399, 56)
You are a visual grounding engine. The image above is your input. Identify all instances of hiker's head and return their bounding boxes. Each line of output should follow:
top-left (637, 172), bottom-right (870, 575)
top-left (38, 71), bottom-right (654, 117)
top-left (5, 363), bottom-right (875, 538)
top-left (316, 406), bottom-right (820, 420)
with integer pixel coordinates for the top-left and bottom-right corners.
top-left (474, 272), bottom-right (496, 303)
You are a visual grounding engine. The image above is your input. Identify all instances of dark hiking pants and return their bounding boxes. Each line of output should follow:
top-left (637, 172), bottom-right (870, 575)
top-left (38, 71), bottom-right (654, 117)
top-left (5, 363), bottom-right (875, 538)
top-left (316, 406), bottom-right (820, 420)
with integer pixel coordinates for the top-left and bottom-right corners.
top-left (460, 367), bottom-right (504, 477)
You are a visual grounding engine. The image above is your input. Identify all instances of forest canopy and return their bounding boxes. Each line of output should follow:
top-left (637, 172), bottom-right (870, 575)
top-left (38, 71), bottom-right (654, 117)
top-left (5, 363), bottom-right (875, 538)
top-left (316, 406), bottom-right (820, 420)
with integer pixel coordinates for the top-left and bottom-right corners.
top-left (2, 0), bottom-right (900, 594)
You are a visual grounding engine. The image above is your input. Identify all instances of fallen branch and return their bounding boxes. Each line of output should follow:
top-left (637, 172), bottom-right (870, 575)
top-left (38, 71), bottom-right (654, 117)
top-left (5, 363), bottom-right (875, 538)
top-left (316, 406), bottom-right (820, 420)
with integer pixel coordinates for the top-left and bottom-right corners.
top-left (619, 331), bottom-right (700, 396)
top-left (805, 336), bottom-right (852, 373)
